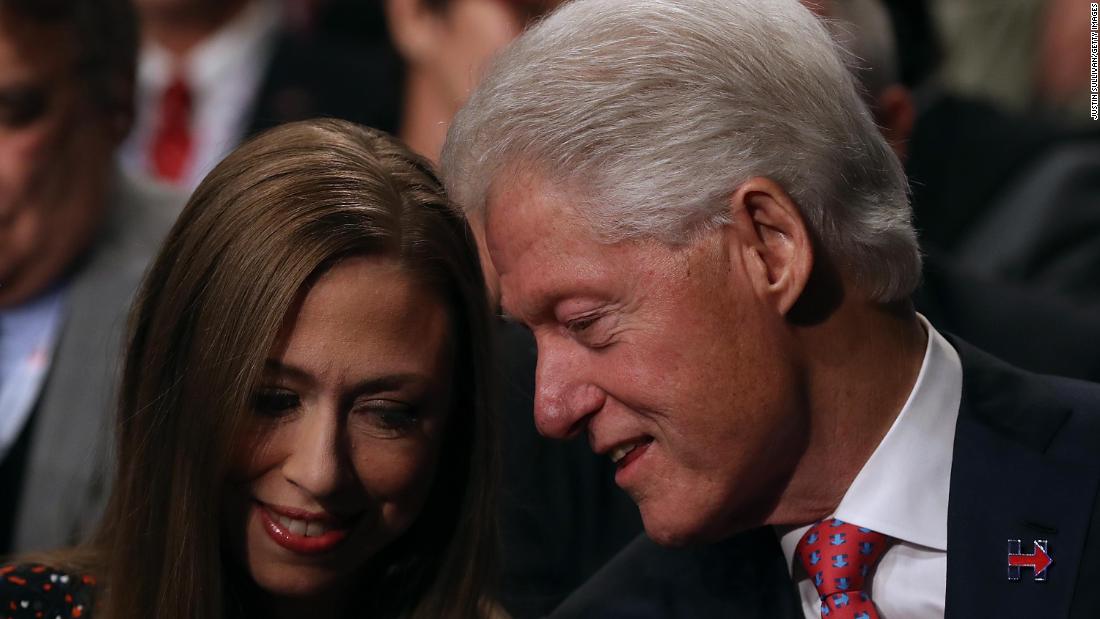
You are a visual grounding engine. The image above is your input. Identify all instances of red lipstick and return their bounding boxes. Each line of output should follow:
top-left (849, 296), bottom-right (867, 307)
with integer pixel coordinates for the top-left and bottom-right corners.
top-left (257, 503), bottom-right (351, 555)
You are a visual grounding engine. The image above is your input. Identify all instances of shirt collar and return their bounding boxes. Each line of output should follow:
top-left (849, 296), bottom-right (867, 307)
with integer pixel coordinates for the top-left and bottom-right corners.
top-left (138, 0), bottom-right (282, 92)
top-left (778, 315), bottom-right (962, 569)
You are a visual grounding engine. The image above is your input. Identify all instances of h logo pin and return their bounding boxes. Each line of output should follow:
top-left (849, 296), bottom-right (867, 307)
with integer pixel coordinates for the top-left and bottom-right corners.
top-left (1007, 539), bottom-right (1053, 581)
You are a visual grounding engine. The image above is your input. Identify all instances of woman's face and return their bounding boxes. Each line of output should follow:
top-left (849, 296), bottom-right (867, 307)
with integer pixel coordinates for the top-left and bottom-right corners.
top-left (226, 256), bottom-right (454, 600)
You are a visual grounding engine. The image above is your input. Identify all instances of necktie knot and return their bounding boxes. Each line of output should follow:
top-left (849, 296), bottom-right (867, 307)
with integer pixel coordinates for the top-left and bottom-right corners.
top-left (795, 518), bottom-right (889, 618)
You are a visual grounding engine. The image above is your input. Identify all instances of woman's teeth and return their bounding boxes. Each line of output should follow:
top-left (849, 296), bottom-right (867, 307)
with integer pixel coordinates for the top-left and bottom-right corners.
top-left (276, 515), bottom-right (330, 537)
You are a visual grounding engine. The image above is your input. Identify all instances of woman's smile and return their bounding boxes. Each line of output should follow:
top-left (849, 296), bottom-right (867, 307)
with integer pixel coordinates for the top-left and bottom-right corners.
top-left (255, 501), bottom-right (358, 555)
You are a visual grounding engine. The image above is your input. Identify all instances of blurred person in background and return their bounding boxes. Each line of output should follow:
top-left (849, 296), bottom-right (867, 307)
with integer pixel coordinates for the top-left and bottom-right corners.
top-left (848, 0), bottom-right (1100, 310)
top-left (121, 0), bottom-right (397, 190)
top-left (0, 0), bottom-right (181, 555)
top-left (931, 0), bottom-right (1097, 124)
top-left (385, 0), bottom-right (560, 161)
top-left (812, 0), bottom-right (1100, 382)
top-left (1036, 0), bottom-right (1098, 121)
top-left (1, 119), bottom-right (501, 619)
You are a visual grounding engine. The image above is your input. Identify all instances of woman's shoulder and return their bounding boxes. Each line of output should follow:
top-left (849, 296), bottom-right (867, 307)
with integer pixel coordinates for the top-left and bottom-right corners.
top-left (0, 563), bottom-right (96, 618)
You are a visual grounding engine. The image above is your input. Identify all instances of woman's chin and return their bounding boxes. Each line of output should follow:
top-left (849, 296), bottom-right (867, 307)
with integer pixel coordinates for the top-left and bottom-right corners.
top-left (248, 561), bottom-right (345, 599)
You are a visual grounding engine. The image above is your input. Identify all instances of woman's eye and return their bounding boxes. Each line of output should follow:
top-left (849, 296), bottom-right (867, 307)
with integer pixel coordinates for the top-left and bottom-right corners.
top-left (355, 400), bottom-right (420, 436)
top-left (252, 389), bottom-right (300, 417)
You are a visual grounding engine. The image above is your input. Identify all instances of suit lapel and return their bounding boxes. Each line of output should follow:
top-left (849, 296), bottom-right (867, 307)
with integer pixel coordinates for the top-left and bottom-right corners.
top-left (946, 338), bottom-right (1100, 617)
top-left (712, 527), bottom-right (804, 618)
top-left (13, 173), bottom-right (181, 552)
top-left (654, 527), bottom-right (804, 618)
top-left (13, 249), bottom-right (131, 550)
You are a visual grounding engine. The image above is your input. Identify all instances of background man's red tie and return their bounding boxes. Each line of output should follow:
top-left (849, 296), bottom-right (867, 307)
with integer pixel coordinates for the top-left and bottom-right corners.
top-left (151, 75), bottom-right (193, 183)
top-left (795, 519), bottom-right (890, 619)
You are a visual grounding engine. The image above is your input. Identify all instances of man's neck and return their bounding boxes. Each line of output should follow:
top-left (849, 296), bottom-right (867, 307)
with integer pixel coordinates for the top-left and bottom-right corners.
top-left (767, 300), bottom-right (927, 526)
top-left (141, 0), bottom-right (252, 58)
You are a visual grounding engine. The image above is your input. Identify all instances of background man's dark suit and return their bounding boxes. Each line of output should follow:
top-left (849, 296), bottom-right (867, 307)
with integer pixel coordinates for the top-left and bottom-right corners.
top-left (551, 339), bottom-right (1100, 618)
top-left (245, 33), bottom-right (401, 138)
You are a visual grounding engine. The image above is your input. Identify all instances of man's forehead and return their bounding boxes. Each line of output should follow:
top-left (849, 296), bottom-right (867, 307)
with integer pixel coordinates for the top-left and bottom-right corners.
top-left (0, 18), bottom-right (74, 81)
top-left (484, 179), bottom-right (602, 308)
top-left (483, 171), bottom-right (580, 254)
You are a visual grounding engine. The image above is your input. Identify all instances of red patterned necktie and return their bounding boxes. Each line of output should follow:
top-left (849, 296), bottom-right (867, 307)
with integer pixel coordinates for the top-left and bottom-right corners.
top-left (795, 518), bottom-right (890, 619)
top-left (151, 75), bottom-right (193, 183)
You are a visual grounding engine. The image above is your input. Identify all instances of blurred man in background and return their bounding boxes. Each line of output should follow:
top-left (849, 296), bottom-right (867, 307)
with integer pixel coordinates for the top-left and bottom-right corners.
top-left (386, 0), bottom-right (559, 160)
top-left (867, 0), bottom-right (1100, 308)
top-left (121, 0), bottom-right (396, 189)
top-left (0, 0), bottom-right (180, 554)
top-left (812, 0), bottom-right (1100, 382)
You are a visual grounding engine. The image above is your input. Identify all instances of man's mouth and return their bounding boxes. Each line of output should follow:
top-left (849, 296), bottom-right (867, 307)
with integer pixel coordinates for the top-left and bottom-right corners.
top-left (609, 437), bottom-right (654, 466)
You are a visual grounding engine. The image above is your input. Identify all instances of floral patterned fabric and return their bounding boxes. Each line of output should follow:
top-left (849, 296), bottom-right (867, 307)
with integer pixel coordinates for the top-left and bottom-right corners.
top-left (0, 564), bottom-right (95, 619)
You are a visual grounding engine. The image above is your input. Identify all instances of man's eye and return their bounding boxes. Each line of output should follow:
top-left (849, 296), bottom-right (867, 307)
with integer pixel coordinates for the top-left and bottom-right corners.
top-left (0, 88), bottom-right (48, 128)
top-left (566, 314), bottom-right (616, 349)
top-left (252, 389), bottom-right (300, 417)
top-left (566, 315), bottom-right (600, 334)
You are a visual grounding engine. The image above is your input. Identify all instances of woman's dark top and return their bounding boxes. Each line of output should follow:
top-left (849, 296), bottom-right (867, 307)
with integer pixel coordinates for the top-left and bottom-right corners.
top-left (0, 563), bottom-right (95, 618)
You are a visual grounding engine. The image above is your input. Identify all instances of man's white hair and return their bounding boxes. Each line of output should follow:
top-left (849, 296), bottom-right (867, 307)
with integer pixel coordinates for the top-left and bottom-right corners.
top-left (441, 0), bottom-right (921, 302)
top-left (827, 0), bottom-right (901, 100)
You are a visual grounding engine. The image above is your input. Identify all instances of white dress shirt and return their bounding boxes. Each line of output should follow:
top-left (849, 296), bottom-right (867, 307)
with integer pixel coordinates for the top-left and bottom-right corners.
top-left (0, 285), bottom-right (67, 463)
top-left (119, 0), bottom-right (282, 191)
top-left (777, 316), bottom-right (963, 618)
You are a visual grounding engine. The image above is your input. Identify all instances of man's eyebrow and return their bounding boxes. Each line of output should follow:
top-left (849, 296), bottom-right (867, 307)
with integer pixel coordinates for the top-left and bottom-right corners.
top-left (0, 83), bottom-right (46, 102)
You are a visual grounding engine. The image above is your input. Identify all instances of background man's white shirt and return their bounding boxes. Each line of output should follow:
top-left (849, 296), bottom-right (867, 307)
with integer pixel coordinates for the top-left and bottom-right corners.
top-left (0, 286), bottom-right (67, 462)
top-left (120, 0), bottom-right (282, 191)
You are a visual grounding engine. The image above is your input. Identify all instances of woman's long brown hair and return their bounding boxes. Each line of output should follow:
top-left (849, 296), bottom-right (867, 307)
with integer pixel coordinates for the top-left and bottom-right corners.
top-left (75, 119), bottom-right (497, 618)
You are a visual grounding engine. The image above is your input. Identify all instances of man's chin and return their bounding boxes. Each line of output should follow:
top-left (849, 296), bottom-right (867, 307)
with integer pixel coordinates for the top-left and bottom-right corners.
top-left (640, 497), bottom-right (766, 547)
top-left (640, 510), bottom-right (735, 547)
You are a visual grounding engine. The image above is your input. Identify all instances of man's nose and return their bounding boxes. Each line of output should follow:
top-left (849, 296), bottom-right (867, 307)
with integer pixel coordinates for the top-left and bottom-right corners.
top-left (532, 337), bottom-right (605, 439)
top-left (282, 403), bottom-right (347, 499)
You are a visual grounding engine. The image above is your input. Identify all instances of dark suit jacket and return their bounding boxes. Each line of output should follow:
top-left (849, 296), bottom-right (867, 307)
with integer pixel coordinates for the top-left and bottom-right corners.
top-left (551, 338), bottom-right (1100, 618)
top-left (245, 32), bottom-right (401, 139)
top-left (907, 94), bottom-right (1100, 308)
top-left (915, 256), bottom-right (1100, 383)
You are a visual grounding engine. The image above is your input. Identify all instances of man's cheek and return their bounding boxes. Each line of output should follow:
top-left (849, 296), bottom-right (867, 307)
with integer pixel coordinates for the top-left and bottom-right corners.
top-left (0, 208), bottom-right (44, 282)
top-left (1, 119), bottom-right (63, 204)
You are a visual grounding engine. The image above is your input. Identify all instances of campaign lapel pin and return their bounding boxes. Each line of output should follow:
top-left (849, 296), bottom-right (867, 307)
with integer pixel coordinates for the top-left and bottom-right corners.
top-left (1007, 539), bottom-right (1053, 581)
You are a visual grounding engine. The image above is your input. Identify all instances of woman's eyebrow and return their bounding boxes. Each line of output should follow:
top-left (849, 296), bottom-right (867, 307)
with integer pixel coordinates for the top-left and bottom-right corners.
top-left (347, 374), bottom-right (434, 397)
top-left (263, 359), bottom-right (312, 382)
top-left (264, 360), bottom-right (434, 394)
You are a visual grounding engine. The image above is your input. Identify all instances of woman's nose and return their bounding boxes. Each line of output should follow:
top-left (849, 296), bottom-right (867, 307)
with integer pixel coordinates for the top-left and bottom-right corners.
top-left (281, 403), bottom-right (347, 499)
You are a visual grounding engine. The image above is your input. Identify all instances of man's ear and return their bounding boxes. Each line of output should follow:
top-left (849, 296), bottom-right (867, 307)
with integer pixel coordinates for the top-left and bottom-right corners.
top-left (725, 177), bottom-right (813, 315)
top-left (384, 0), bottom-right (440, 63)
